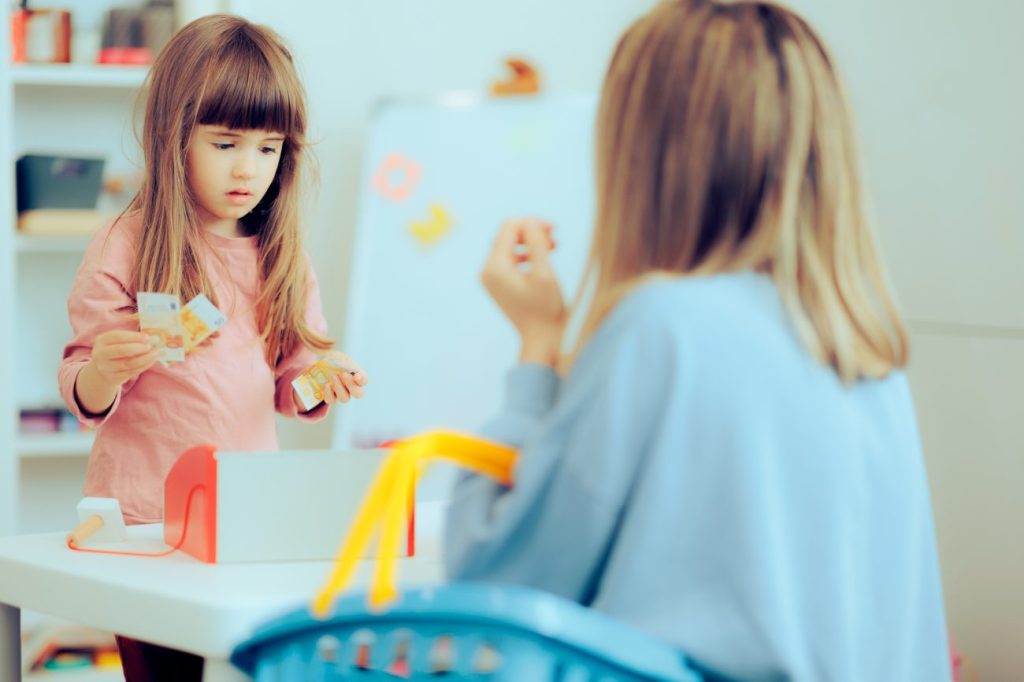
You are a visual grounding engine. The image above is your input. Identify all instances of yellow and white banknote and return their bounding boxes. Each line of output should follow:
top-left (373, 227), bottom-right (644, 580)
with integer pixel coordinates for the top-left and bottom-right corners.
top-left (137, 292), bottom-right (185, 366)
top-left (291, 355), bottom-right (358, 411)
top-left (181, 293), bottom-right (227, 351)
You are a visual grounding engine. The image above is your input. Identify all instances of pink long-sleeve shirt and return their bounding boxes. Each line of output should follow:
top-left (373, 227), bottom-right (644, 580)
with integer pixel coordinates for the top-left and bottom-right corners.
top-left (59, 213), bottom-right (330, 524)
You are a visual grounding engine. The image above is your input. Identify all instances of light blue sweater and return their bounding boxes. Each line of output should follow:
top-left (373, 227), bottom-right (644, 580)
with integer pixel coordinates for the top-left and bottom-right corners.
top-left (445, 272), bottom-right (950, 681)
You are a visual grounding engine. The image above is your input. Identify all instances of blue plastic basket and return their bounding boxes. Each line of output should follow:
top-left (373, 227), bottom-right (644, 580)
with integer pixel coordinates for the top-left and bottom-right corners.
top-left (231, 583), bottom-right (704, 681)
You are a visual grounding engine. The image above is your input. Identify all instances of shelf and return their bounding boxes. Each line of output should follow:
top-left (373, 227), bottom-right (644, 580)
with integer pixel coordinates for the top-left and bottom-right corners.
top-left (26, 670), bottom-right (122, 681)
top-left (15, 235), bottom-right (92, 254)
top-left (22, 615), bottom-right (120, 681)
top-left (11, 64), bottom-right (148, 89)
top-left (17, 432), bottom-right (94, 458)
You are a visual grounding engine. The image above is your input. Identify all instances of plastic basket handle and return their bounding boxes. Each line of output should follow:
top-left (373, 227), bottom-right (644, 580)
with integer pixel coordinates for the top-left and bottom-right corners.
top-left (312, 431), bottom-right (518, 616)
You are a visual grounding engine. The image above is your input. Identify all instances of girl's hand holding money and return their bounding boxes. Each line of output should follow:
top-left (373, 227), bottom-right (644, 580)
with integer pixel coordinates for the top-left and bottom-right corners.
top-left (292, 351), bottom-right (368, 411)
top-left (75, 331), bottom-right (160, 415)
top-left (325, 352), bottom-right (368, 404)
top-left (196, 331), bottom-right (220, 350)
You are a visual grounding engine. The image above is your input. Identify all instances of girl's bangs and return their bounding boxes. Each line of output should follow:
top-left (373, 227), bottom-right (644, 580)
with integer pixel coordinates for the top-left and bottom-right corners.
top-left (196, 46), bottom-right (301, 135)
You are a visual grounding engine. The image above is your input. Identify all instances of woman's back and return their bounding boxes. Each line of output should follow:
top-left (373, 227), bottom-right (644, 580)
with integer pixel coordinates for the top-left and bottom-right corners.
top-left (448, 1), bottom-right (949, 678)
top-left (447, 271), bottom-right (950, 680)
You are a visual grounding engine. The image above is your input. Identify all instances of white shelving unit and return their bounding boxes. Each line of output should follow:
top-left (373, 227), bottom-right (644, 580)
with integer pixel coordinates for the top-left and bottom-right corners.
top-left (1, 5), bottom-right (225, 680)
top-left (2, 3), bottom-right (241, 679)
top-left (8, 64), bottom-right (141, 529)
top-left (18, 433), bottom-right (96, 459)
top-left (3, 102), bottom-right (124, 675)
top-left (3, 2), bottom-right (242, 531)
top-left (15, 235), bottom-right (93, 254)
top-left (11, 64), bottom-right (148, 89)
top-left (0, 0), bottom-right (17, 540)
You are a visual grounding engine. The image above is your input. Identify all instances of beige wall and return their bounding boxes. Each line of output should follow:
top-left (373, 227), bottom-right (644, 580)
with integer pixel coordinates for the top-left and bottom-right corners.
top-left (908, 330), bottom-right (1024, 679)
top-left (789, 2), bottom-right (1024, 677)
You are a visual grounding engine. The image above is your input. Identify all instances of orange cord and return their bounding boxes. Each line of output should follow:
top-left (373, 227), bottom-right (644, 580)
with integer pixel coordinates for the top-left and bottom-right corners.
top-left (66, 484), bottom-right (205, 558)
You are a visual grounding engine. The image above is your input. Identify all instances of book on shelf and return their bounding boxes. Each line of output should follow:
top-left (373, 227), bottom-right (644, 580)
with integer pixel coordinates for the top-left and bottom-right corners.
top-left (19, 407), bottom-right (85, 435)
top-left (21, 620), bottom-right (120, 677)
top-left (16, 209), bottom-right (112, 236)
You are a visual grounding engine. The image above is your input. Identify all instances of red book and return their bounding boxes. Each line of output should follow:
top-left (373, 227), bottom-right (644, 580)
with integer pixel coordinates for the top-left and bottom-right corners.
top-left (96, 46), bottom-right (152, 65)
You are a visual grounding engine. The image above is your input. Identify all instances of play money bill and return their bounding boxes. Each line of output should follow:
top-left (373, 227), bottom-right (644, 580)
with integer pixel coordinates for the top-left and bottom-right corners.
top-left (137, 292), bottom-right (185, 366)
top-left (291, 355), bottom-right (358, 411)
top-left (181, 293), bottom-right (227, 351)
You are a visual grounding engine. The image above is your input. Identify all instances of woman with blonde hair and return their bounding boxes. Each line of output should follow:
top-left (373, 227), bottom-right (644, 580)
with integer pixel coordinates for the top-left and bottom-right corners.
top-left (59, 15), bottom-right (366, 680)
top-left (446, 1), bottom-right (951, 679)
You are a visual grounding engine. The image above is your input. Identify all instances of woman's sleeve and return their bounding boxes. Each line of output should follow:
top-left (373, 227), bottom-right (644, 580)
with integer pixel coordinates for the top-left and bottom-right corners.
top-left (274, 259), bottom-right (331, 421)
top-left (444, 300), bottom-right (675, 602)
top-left (58, 228), bottom-right (140, 427)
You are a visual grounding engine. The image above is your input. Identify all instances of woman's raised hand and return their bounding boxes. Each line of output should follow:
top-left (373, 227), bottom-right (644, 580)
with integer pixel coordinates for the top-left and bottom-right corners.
top-left (480, 218), bottom-right (565, 367)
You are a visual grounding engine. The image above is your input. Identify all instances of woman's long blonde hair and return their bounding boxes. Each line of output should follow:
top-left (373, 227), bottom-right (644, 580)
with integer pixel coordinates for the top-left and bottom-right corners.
top-left (129, 14), bottom-right (330, 364)
top-left (576, 0), bottom-right (907, 382)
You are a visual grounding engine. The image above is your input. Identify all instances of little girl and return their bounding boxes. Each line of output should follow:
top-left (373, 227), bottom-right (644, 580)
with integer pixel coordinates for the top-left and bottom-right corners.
top-left (59, 15), bottom-right (365, 680)
top-left (445, 1), bottom-right (952, 680)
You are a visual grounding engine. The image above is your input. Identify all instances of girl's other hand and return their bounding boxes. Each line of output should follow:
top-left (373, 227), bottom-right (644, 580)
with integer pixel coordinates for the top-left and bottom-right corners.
top-left (197, 331), bottom-right (220, 349)
top-left (322, 351), bottom-right (368, 405)
top-left (481, 218), bottom-right (565, 367)
top-left (90, 330), bottom-right (160, 387)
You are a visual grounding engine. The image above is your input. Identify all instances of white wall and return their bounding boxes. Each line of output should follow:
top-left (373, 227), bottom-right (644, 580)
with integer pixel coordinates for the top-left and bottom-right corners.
top-left (245, 1), bottom-right (1022, 679)
top-left (244, 0), bottom-right (661, 448)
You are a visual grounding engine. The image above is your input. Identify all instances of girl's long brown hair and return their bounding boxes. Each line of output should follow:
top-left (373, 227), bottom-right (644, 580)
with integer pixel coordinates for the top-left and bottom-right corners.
top-left (130, 14), bottom-right (330, 364)
top-left (575, 0), bottom-right (907, 382)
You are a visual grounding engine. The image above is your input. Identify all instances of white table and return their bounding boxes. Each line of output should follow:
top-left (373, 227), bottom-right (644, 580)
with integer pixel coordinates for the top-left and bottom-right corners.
top-left (0, 516), bottom-right (445, 681)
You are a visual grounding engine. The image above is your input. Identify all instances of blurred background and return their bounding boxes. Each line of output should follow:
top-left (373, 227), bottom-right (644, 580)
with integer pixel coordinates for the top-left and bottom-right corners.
top-left (0, 0), bottom-right (1020, 679)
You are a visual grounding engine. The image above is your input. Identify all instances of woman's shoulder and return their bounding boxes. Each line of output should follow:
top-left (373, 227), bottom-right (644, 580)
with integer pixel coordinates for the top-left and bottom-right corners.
top-left (609, 270), bottom-right (777, 330)
top-left (573, 270), bottom-right (788, 376)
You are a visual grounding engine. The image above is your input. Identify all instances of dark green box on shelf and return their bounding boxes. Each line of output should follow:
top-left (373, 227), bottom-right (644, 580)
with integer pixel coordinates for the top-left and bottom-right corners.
top-left (15, 154), bottom-right (105, 212)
